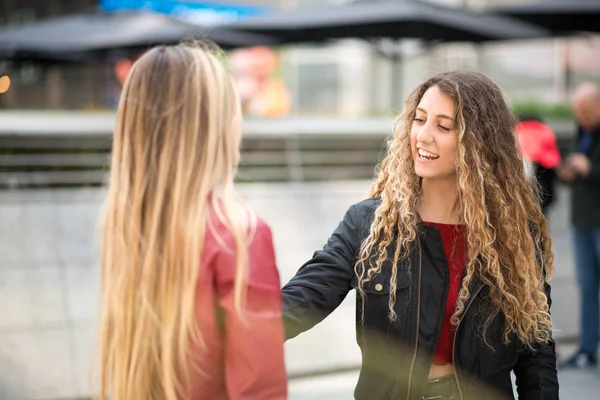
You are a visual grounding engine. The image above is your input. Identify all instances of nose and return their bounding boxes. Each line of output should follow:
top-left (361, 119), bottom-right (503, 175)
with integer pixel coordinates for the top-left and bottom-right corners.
top-left (416, 124), bottom-right (434, 144)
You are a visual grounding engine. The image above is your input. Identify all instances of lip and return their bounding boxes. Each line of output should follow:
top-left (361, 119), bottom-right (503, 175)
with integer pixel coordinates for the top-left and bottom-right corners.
top-left (416, 147), bottom-right (439, 163)
top-left (416, 154), bottom-right (437, 164)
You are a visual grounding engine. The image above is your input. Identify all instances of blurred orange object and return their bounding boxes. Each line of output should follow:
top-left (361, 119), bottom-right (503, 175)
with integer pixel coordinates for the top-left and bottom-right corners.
top-left (0, 75), bottom-right (10, 94)
top-left (115, 59), bottom-right (133, 86)
top-left (229, 46), bottom-right (291, 117)
top-left (515, 120), bottom-right (561, 169)
top-left (231, 46), bottom-right (278, 78)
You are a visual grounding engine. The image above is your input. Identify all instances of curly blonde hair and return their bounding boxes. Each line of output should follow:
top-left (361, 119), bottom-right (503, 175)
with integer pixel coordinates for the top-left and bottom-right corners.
top-left (356, 70), bottom-right (553, 346)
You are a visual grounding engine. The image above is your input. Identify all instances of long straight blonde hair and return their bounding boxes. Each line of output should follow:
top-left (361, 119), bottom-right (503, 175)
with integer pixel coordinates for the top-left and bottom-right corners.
top-left (98, 42), bottom-right (252, 400)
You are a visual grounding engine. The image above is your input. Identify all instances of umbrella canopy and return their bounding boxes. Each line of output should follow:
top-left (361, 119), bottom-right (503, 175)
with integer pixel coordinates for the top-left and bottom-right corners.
top-left (494, 0), bottom-right (600, 34)
top-left (226, 0), bottom-right (550, 45)
top-left (0, 10), bottom-right (279, 61)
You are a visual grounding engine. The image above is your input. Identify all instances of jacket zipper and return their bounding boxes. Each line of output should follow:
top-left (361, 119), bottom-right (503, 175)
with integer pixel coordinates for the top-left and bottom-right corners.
top-left (405, 240), bottom-right (423, 400)
top-left (453, 284), bottom-right (483, 399)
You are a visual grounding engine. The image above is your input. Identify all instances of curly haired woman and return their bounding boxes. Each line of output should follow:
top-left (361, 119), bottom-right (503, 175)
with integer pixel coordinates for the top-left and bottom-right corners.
top-left (282, 71), bottom-right (558, 400)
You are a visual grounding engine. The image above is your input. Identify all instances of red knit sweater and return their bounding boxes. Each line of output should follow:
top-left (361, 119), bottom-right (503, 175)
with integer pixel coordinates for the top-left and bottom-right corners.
top-left (425, 221), bottom-right (467, 365)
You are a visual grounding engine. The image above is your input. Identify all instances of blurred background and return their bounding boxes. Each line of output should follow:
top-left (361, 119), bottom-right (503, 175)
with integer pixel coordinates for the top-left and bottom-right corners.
top-left (0, 0), bottom-right (599, 399)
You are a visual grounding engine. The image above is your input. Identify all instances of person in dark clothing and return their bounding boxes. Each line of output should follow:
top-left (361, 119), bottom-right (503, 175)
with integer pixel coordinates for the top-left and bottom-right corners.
top-left (282, 71), bottom-right (558, 400)
top-left (536, 163), bottom-right (559, 214)
top-left (558, 82), bottom-right (600, 369)
top-left (514, 114), bottom-right (562, 216)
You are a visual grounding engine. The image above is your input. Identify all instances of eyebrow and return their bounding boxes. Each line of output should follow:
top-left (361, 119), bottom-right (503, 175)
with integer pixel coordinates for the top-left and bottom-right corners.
top-left (416, 107), bottom-right (454, 121)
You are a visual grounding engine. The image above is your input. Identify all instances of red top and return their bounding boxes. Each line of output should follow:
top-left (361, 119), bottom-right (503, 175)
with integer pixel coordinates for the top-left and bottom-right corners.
top-left (188, 216), bottom-right (288, 400)
top-left (425, 221), bottom-right (467, 366)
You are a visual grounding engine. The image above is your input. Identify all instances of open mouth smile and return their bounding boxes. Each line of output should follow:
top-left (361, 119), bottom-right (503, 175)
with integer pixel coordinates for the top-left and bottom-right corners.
top-left (418, 148), bottom-right (440, 160)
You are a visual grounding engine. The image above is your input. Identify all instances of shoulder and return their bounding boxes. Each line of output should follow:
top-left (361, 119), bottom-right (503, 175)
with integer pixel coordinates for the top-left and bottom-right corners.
top-left (254, 217), bottom-right (273, 238)
top-left (205, 215), bottom-right (279, 281)
top-left (205, 214), bottom-right (273, 251)
top-left (334, 197), bottom-right (381, 243)
top-left (346, 197), bottom-right (380, 224)
top-left (248, 217), bottom-right (275, 254)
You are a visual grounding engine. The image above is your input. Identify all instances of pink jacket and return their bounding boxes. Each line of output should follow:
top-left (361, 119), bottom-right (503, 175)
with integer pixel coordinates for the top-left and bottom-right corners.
top-left (188, 217), bottom-right (287, 399)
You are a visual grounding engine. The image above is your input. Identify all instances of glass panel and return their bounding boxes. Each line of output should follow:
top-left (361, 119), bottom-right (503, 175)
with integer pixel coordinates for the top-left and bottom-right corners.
top-left (296, 63), bottom-right (339, 114)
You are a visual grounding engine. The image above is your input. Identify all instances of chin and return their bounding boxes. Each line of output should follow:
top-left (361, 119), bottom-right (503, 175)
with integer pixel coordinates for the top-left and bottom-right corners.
top-left (413, 163), bottom-right (431, 178)
top-left (415, 170), bottom-right (434, 180)
top-left (415, 168), bottom-right (456, 181)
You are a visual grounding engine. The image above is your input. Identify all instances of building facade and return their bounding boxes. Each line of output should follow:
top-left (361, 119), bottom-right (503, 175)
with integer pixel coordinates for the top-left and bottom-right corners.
top-left (283, 0), bottom-right (600, 117)
top-left (0, 0), bottom-right (283, 110)
top-left (1, 0), bottom-right (599, 114)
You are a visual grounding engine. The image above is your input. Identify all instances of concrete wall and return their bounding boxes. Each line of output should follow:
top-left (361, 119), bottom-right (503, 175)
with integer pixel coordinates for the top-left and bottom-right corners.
top-left (0, 181), bottom-right (578, 399)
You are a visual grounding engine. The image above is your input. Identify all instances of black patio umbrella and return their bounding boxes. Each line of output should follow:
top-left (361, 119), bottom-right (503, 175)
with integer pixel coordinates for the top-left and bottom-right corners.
top-left (226, 0), bottom-right (550, 45)
top-left (0, 10), bottom-right (279, 62)
top-left (494, 0), bottom-right (600, 34)
top-left (225, 0), bottom-right (550, 107)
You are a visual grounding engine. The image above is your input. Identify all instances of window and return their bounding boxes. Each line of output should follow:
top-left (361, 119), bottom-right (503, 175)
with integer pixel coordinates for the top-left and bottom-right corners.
top-left (296, 63), bottom-right (339, 114)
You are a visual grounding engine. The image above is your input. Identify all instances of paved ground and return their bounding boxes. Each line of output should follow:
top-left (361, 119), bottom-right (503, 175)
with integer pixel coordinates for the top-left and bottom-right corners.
top-left (0, 182), bottom-right (591, 399)
top-left (557, 369), bottom-right (600, 399)
top-left (282, 183), bottom-right (600, 399)
top-left (289, 351), bottom-right (600, 400)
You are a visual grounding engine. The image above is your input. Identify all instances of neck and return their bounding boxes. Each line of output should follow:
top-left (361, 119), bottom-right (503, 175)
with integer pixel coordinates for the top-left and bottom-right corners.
top-left (419, 177), bottom-right (460, 224)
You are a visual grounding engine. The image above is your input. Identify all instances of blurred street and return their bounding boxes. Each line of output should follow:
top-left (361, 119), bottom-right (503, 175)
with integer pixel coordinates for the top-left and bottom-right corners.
top-left (289, 362), bottom-right (600, 399)
top-left (1, 0), bottom-right (600, 399)
top-left (0, 179), bottom-right (593, 399)
top-left (0, 170), bottom-right (596, 400)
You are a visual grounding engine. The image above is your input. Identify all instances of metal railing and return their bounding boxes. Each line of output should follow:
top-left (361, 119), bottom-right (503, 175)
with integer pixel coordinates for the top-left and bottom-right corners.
top-left (0, 112), bottom-right (576, 189)
top-left (0, 112), bottom-right (390, 188)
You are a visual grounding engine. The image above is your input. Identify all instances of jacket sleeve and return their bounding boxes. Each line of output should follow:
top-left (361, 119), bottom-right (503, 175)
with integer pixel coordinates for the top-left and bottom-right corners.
top-left (282, 204), bottom-right (364, 339)
top-left (216, 222), bottom-right (287, 400)
top-left (513, 278), bottom-right (559, 399)
top-left (562, 126), bottom-right (600, 184)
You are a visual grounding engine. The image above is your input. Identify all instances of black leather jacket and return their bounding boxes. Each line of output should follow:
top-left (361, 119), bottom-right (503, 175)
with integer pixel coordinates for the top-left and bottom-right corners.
top-left (282, 198), bottom-right (558, 400)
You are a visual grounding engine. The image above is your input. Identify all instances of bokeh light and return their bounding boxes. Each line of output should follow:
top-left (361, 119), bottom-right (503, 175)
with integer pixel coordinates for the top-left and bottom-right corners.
top-left (0, 75), bottom-right (11, 94)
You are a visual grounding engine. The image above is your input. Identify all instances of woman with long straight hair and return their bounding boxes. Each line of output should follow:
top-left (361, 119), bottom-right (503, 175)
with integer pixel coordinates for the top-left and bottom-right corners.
top-left (98, 43), bottom-right (287, 400)
top-left (282, 71), bottom-right (558, 399)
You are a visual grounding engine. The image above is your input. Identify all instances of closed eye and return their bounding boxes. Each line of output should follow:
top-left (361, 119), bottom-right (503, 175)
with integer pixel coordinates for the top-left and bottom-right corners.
top-left (439, 125), bottom-right (451, 132)
top-left (414, 117), bottom-right (425, 123)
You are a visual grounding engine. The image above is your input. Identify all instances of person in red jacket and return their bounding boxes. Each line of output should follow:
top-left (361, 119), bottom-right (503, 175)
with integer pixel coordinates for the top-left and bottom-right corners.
top-left (98, 42), bottom-right (287, 400)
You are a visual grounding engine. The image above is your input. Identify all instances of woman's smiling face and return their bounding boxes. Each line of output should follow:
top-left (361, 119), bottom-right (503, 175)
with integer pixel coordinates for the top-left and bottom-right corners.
top-left (410, 85), bottom-right (458, 181)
